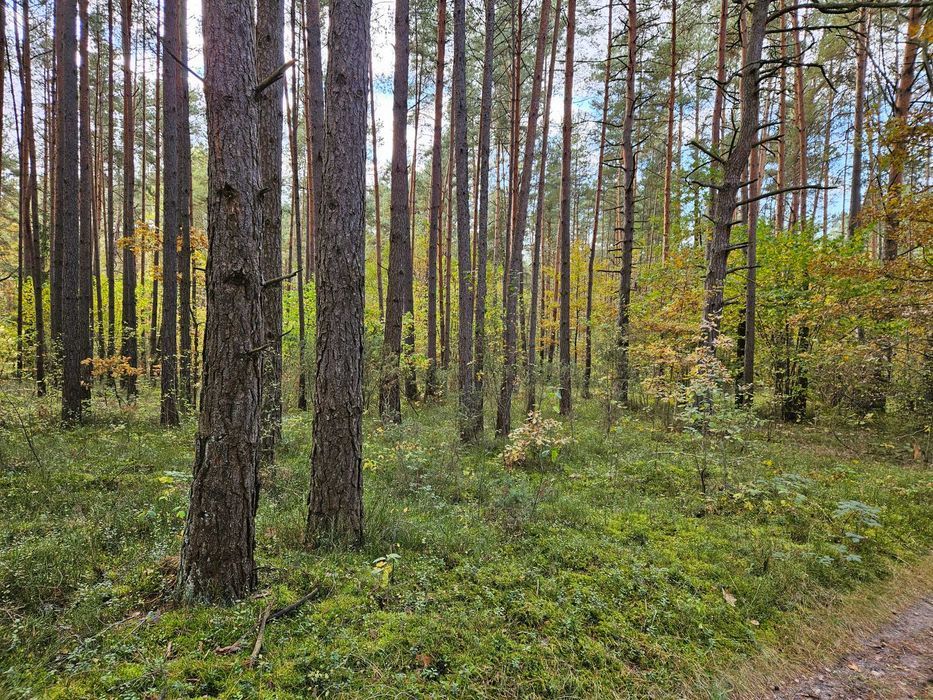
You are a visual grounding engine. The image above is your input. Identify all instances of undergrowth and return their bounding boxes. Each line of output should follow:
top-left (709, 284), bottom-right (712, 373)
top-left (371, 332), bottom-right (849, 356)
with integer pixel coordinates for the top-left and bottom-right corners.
top-left (0, 384), bottom-right (930, 698)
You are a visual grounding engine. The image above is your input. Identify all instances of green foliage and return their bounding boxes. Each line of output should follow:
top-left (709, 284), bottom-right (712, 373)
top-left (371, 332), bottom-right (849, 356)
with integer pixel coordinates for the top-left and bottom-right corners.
top-left (0, 391), bottom-right (930, 698)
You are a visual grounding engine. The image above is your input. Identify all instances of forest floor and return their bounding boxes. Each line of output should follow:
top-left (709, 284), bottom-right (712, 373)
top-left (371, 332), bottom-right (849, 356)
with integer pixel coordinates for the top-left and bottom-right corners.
top-left (767, 594), bottom-right (932, 699)
top-left (1, 382), bottom-right (931, 699)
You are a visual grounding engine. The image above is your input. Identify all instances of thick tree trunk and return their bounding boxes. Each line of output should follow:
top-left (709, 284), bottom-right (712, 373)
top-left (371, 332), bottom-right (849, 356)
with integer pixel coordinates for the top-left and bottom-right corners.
top-left (307, 0), bottom-right (371, 547)
top-left (496, 0), bottom-right (553, 435)
top-left (79, 0), bottom-right (93, 404)
top-left (583, 0), bottom-right (612, 400)
top-left (120, 0), bottom-right (138, 397)
top-left (58, 0), bottom-right (82, 422)
top-left (558, 0), bottom-right (576, 416)
top-left (526, 0), bottom-right (562, 414)
top-left (257, 0), bottom-right (285, 461)
top-left (453, 0), bottom-right (478, 439)
top-left (380, 0), bottom-right (412, 424)
top-left (178, 0), bottom-right (264, 603)
top-left (426, 0), bottom-right (447, 397)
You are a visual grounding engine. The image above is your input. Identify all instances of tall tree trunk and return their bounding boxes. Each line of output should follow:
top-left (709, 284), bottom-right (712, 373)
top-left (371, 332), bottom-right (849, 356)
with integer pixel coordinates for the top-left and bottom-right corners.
top-left (120, 0), bottom-right (138, 397)
top-left (496, 0), bottom-right (553, 435)
top-left (776, 13), bottom-right (787, 232)
top-left (369, 56), bottom-right (385, 317)
top-left (789, 5), bottom-right (808, 230)
top-left (107, 0), bottom-right (116, 359)
top-left (473, 0), bottom-right (495, 419)
top-left (848, 7), bottom-right (868, 238)
top-left (427, 0), bottom-right (447, 397)
top-left (79, 0), bottom-right (93, 403)
top-left (883, 3), bottom-right (923, 261)
top-left (661, 0), bottom-right (677, 263)
top-left (380, 0), bottom-right (412, 423)
top-left (307, 0), bottom-right (371, 546)
top-left (20, 0), bottom-right (47, 395)
top-left (304, 0), bottom-right (326, 280)
top-left (150, 3), bottom-right (162, 376)
top-left (178, 0), bottom-right (264, 603)
top-left (161, 0), bottom-right (181, 426)
top-left (453, 0), bottom-right (478, 439)
top-left (702, 0), bottom-right (769, 347)
top-left (58, 0), bottom-right (82, 422)
top-left (257, 0), bottom-right (285, 461)
top-left (177, 0), bottom-right (193, 405)
top-left (616, 0), bottom-right (637, 404)
top-left (558, 0), bottom-right (577, 416)
top-left (526, 0), bottom-right (562, 413)
top-left (582, 0), bottom-right (613, 399)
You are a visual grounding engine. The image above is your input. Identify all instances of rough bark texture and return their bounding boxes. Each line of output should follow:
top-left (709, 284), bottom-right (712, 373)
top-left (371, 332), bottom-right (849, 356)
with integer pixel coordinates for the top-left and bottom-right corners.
top-left (57, 0), bottom-right (82, 422)
top-left (79, 0), bottom-right (93, 405)
top-left (496, 0), bottom-right (552, 436)
top-left (661, 0), bottom-right (676, 263)
top-left (161, 0), bottom-right (180, 426)
top-left (473, 0), bottom-right (494, 419)
top-left (702, 0), bottom-right (769, 347)
top-left (616, 0), bottom-right (636, 404)
top-left (380, 0), bottom-right (412, 424)
top-left (257, 0), bottom-right (285, 461)
top-left (119, 0), bottom-right (138, 398)
top-left (558, 0), bottom-right (576, 416)
top-left (177, 0), bottom-right (263, 603)
top-left (583, 0), bottom-right (612, 400)
top-left (177, 0), bottom-right (193, 405)
top-left (304, 0), bottom-right (326, 279)
top-left (426, 0), bottom-right (447, 398)
top-left (453, 0), bottom-right (478, 439)
top-left (526, 0), bottom-right (561, 414)
top-left (306, 0), bottom-right (371, 547)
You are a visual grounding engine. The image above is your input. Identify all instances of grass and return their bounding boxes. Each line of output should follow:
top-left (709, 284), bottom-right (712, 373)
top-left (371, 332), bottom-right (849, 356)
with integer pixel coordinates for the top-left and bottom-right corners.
top-left (0, 382), bottom-right (931, 698)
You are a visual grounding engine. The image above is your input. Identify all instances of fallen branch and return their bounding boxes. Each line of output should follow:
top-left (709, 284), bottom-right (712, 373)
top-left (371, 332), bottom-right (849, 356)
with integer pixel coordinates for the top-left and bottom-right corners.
top-left (267, 588), bottom-right (319, 622)
top-left (247, 603), bottom-right (273, 667)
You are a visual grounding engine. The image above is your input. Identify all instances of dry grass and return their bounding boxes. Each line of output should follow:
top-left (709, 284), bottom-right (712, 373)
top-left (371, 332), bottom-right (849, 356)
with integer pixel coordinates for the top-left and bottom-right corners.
top-left (691, 551), bottom-right (933, 699)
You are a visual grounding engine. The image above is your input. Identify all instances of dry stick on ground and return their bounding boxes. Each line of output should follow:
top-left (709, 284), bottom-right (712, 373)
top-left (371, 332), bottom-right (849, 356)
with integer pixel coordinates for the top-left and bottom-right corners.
top-left (247, 603), bottom-right (273, 667)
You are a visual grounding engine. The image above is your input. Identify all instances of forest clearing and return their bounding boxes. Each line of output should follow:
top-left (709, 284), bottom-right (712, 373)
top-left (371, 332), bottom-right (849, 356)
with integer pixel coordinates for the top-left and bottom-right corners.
top-left (0, 0), bottom-right (931, 696)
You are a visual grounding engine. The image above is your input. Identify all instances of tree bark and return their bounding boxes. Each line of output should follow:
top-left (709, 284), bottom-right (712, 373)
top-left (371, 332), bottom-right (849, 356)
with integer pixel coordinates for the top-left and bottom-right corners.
top-left (79, 0), bottom-right (93, 404)
top-left (426, 0), bottom-right (447, 397)
top-left (583, 0), bottom-right (613, 400)
top-left (120, 0), bottom-right (138, 398)
top-left (380, 0), bottom-right (412, 423)
top-left (58, 0), bottom-right (82, 422)
top-left (307, 0), bottom-right (371, 547)
top-left (178, 0), bottom-right (264, 603)
top-left (258, 0), bottom-right (285, 461)
top-left (369, 56), bottom-right (385, 318)
top-left (558, 0), bottom-right (577, 416)
top-left (847, 7), bottom-right (868, 238)
top-left (453, 0), bottom-right (478, 439)
top-left (177, 0), bottom-right (193, 405)
top-left (496, 0), bottom-right (553, 435)
top-left (661, 0), bottom-right (677, 263)
top-left (526, 0), bottom-right (562, 414)
top-left (304, 0), bottom-right (326, 280)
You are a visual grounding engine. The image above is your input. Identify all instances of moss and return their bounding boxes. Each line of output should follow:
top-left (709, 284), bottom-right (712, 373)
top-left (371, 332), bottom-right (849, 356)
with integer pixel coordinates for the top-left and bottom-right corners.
top-left (0, 392), bottom-right (930, 698)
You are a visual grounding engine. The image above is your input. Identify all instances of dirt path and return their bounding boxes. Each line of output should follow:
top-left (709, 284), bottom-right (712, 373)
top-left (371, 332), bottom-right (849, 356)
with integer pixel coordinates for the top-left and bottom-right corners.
top-left (768, 596), bottom-right (933, 699)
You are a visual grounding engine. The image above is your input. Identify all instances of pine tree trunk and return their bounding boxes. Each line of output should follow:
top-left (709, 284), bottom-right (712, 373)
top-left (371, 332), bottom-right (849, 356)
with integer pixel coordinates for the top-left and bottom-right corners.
top-left (307, 0), bottom-right (370, 547)
top-left (257, 0), bottom-right (285, 461)
top-left (178, 0), bottom-right (264, 603)
top-left (473, 0), bottom-right (495, 419)
top-left (453, 0), bottom-right (478, 439)
top-left (120, 0), bottom-right (138, 397)
top-left (304, 0), bottom-right (326, 280)
top-left (380, 0), bottom-right (412, 424)
top-left (526, 0), bottom-right (561, 414)
top-left (177, 0), bottom-right (193, 405)
top-left (558, 0), bottom-right (576, 416)
top-left (848, 8), bottom-right (867, 238)
top-left (426, 0), bottom-right (447, 397)
top-left (79, 0), bottom-right (93, 404)
top-left (496, 0), bottom-right (553, 435)
top-left (661, 0), bottom-right (677, 263)
top-left (369, 56), bottom-right (385, 318)
top-left (582, 0), bottom-right (612, 399)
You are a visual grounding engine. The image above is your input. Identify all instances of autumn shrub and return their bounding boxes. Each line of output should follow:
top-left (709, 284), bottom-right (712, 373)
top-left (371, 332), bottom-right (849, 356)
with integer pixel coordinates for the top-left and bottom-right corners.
top-left (501, 411), bottom-right (571, 470)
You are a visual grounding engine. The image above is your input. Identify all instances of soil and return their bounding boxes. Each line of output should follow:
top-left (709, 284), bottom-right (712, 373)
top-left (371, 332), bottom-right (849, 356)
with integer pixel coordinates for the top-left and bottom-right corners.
top-left (768, 596), bottom-right (933, 699)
